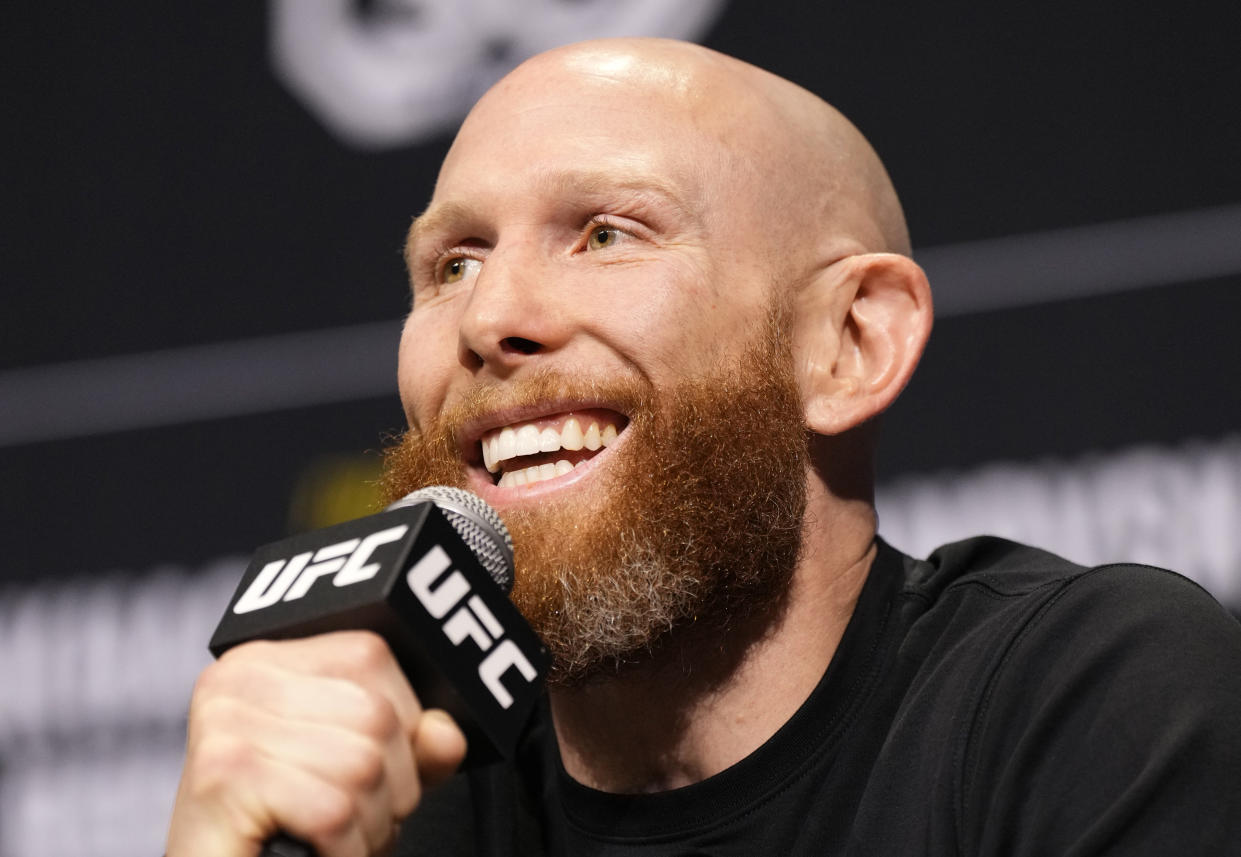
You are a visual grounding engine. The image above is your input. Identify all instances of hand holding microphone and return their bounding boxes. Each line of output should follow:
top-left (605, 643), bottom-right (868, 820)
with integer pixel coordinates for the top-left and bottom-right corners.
top-left (166, 487), bottom-right (547, 857)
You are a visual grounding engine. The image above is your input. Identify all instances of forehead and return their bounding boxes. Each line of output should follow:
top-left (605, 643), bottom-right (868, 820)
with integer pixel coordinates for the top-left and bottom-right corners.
top-left (425, 60), bottom-right (734, 218)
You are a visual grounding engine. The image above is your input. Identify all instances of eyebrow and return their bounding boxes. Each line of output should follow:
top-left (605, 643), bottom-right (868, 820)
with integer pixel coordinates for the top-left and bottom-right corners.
top-left (405, 200), bottom-right (475, 264)
top-left (404, 169), bottom-right (691, 263)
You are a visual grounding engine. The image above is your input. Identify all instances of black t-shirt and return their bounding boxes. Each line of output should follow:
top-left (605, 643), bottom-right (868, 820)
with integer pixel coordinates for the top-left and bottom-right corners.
top-left (397, 537), bottom-right (1241, 856)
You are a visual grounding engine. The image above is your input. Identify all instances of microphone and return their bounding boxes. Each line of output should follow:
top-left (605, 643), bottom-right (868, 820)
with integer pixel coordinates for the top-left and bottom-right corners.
top-left (208, 486), bottom-right (548, 857)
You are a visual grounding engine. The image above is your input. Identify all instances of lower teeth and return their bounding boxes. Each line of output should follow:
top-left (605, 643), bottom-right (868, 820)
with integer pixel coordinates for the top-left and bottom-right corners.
top-left (498, 458), bottom-right (583, 487)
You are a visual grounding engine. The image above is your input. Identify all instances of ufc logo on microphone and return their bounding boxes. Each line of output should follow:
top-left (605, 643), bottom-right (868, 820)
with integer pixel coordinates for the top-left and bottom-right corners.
top-left (406, 544), bottom-right (538, 709)
top-left (232, 525), bottom-right (410, 614)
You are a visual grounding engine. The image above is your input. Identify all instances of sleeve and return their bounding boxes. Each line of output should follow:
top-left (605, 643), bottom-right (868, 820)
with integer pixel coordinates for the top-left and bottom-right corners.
top-left (960, 565), bottom-right (1241, 857)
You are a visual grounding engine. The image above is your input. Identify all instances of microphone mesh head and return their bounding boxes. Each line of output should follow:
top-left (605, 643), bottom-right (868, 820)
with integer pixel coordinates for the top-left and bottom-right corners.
top-left (387, 486), bottom-right (514, 592)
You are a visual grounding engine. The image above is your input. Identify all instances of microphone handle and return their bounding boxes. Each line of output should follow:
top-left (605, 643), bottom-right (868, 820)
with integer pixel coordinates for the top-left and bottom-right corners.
top-left (262, 833), bottom-right (314, 857)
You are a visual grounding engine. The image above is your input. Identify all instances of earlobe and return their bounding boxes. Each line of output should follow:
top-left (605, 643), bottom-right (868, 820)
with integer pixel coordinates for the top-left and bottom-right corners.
top-left (794, 253), bottom-right (932, 435)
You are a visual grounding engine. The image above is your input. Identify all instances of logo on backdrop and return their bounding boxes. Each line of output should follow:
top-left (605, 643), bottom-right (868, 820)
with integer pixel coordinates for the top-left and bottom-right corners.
top-left (268, 0), bottom-right (729, 149)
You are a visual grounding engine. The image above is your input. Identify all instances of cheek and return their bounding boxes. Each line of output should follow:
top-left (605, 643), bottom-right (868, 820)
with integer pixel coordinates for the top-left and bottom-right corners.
top-left (397, 309), bottom-right (457, 427)
top-left (601, 254), bottom-right (765, 374)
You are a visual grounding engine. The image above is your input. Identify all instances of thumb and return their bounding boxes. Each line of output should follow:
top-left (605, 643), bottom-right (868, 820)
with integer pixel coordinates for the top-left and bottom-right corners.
top-left (413, 709), bottom-right (468, 789)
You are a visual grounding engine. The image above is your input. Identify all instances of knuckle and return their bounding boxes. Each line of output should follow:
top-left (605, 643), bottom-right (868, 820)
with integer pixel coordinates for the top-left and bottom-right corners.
top-left (186, 732), bottom-right (252, 794)
top-left (187, 693), bottom-right (245, 740)
top-left (196, 641), bottom-right (277, 697)
top-left (215, 638), bottom-right (276, 669)
top-left (312, 785), bottom-right (359, 840)
top-left (190, 659), bottom-right (230, 698)
top-left (351, 689), bottom-right (400, 740)
top-left (340, 631), bottom-right (392, 673)
top-left (338, 739), bottom-right (386, 792)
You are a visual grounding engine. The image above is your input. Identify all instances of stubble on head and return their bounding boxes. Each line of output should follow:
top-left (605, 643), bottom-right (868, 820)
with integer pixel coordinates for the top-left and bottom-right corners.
top-left (383, 306), bottom-right (809, 687)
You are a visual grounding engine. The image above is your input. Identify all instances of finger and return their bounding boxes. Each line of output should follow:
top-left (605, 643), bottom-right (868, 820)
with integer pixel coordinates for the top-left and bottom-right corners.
top-left (215, 632), bottom-right (424, 729)
top-left (257, 721), bottom-right (400, 855)
top-left (254, 757), bottom-right (376, 857)
top-left (191, 691), bottom-right (419, 853)
top-left (196, 659), bottom-right (408, 739)
top-left (170, 729), bottom-right (377, 857)
top-left (412, 709), bottom-right (468, 790)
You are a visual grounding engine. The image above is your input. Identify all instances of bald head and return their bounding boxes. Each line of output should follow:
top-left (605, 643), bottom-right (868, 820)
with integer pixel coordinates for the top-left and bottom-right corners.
top-left (443, 38), bottom-right (909, 264)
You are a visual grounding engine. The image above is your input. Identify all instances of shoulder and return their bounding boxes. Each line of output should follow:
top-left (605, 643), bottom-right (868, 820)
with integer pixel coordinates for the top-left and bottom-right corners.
top-left (913, 536), bottom-right (1241, 686)
top-left (909, 537), bottom-right (1241, 855)
top-left (901, 534), bottom-right (1238, 641)
top-left (905, 536), bottom-right (1241, 754)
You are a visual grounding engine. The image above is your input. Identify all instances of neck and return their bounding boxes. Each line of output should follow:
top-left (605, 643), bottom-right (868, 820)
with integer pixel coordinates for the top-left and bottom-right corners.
top-left (547, 479), bottom-right (876, 793)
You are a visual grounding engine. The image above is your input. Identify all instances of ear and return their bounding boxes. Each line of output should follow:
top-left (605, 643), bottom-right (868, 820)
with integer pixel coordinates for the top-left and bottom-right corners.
top-left (793, 253), bottom-right (932, 435)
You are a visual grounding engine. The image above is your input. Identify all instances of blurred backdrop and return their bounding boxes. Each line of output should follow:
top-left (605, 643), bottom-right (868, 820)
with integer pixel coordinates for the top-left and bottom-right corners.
top-left (2, 2), bottom-right (1240, 854)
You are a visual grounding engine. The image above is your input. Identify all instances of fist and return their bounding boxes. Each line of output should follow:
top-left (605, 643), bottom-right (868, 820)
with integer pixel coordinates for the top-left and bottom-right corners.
top-left (166, 631), bottom-right (467, 857)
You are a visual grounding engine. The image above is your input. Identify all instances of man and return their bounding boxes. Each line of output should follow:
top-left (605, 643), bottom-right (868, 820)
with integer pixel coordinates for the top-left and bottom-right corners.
top-left (167, 38), bottom-right (1241, 856)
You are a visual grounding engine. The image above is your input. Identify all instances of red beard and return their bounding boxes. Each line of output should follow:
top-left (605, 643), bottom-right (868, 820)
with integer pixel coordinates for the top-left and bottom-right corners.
top-left (381, 314), bottom-right (808, 685)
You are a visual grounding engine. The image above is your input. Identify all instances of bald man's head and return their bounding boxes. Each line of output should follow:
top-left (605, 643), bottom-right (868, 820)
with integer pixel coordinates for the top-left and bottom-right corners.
top-left (391, 39), bottom-right (932, 679)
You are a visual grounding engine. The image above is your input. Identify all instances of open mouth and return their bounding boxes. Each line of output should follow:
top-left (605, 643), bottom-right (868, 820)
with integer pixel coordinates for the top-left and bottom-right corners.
top-left (477, 408), bottom-right (628, 488)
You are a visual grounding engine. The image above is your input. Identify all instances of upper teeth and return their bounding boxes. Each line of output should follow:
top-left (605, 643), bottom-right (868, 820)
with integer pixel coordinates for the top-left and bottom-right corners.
top-left (481, 416), bottom-right (619, 476)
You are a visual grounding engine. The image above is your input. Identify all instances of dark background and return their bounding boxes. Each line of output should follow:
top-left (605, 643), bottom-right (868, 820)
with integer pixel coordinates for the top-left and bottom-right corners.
top-left (4, 1), bottom-right (1240, 581)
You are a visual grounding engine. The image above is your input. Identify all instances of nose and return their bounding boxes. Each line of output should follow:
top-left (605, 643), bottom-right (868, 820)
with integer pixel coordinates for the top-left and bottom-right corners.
top-left (456, 242), bottom-right (570, 375)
